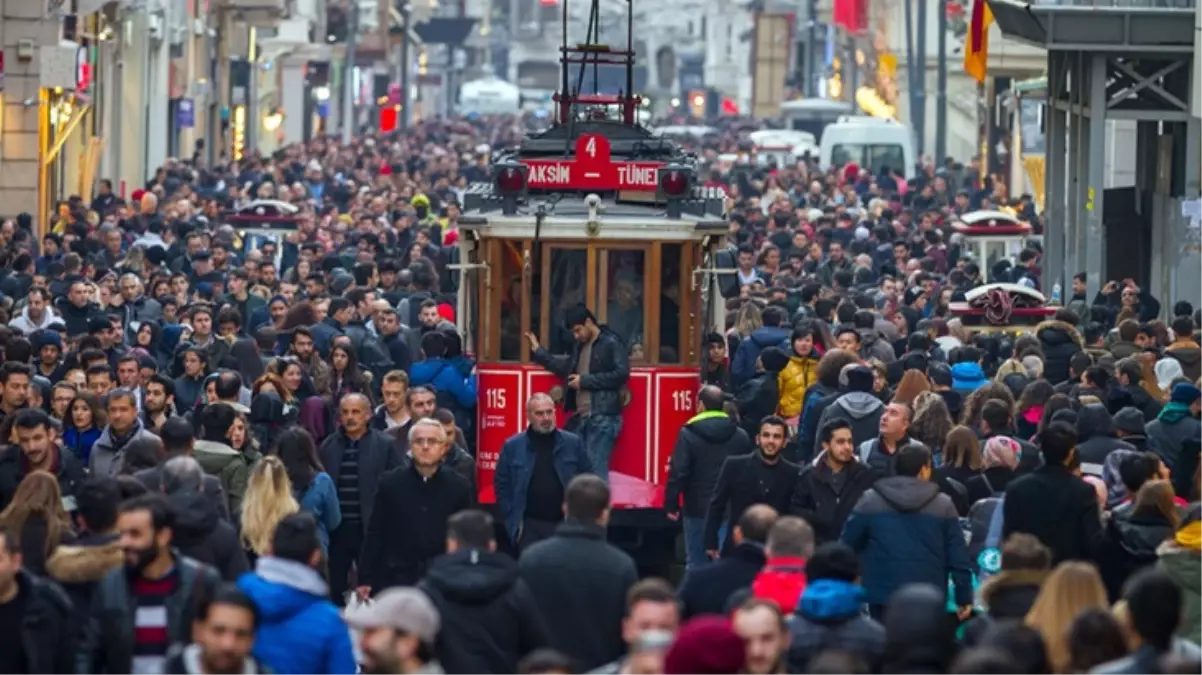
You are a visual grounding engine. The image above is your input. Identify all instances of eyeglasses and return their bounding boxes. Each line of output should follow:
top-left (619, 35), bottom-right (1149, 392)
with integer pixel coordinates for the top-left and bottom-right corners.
top-left (411, 437), bottom-right (443, 448)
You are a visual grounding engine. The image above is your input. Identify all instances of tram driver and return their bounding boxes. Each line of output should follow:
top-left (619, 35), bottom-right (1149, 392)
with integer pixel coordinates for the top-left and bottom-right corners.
top-left (526, 304), bottom-right (630, 481)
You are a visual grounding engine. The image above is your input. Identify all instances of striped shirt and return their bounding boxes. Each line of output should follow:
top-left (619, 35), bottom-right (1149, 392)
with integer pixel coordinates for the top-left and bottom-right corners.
top-left (131, 570), bottom-right (179, 674)
top-left (337, 440), bottom-right (362, 525)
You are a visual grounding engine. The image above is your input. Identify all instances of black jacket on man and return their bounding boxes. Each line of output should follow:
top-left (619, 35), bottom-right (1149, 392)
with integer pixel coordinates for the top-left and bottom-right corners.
top-left (166, 491), bottom-right (249, 581)
top-left (7, 569), bottom-right (75, 673)
top-left (0, 445), bottom-right (87, 512)
top-left (519, 521), bottom-right (638, 672)
top-left (1003, 464), bottom-right (1104, 564)
top-left (665, 412), bottom-right (753, 518)
top-left (531, 326), bottom-right (630, 416)
top-left (677, 542), bottom-right (767, 619)
top-left (704, 452), bottom-right (800, 552)
top-left (77, 552), bottom-right (221, 673)
top-left (360, 464), bottom-right (473, 590)
top-left (790, 457), bottom-right (878, 544)
top-left (318, 428), bottom-right (401, 535)
top-left (419, 549), bottom-right (550, 674)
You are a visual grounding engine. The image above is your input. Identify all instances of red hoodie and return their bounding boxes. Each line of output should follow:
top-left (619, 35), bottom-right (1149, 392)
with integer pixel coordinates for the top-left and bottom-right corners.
top-left (751, 556), bottom-right (808, 614)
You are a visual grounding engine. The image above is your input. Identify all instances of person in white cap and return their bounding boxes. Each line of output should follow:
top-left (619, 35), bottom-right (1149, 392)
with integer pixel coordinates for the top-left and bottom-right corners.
top-left (345, 587), bottom-right (445, 675)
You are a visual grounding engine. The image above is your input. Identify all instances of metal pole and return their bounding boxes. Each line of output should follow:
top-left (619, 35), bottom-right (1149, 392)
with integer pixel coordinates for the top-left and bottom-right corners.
top-left (848, 35), bottom-right (858, 110)
top-left (400, 3), bottom-right (412, 130)
top-left (342, 1), bottom-right (359, 144)
top-left (903, 0), bottom-right (916, 129)
top-left (915, 0), bottom-right (927, 158)
top-left (935, 0), bottom-right (947, 163)
top-left (804, 0), bottom-right (817, 97)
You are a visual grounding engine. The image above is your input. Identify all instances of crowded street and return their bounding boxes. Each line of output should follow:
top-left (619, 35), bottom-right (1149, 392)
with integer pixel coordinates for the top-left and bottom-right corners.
top-left (0, 0), bottom-right (1199, 670)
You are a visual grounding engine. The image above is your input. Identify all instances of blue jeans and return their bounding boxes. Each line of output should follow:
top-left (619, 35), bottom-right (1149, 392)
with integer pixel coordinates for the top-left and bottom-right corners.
top-left (571, 414), bottom-right (622, 482)
top-left (683, 517), bottom-right (727, 569)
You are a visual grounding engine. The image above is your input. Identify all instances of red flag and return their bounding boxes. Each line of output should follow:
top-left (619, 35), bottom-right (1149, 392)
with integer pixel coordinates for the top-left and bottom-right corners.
top-left (833, 0), bottom-right (867, 33)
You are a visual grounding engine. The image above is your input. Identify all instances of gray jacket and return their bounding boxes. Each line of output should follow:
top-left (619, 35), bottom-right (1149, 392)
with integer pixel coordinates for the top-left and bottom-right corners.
top-left (88, 422), bottom-right (160, 477)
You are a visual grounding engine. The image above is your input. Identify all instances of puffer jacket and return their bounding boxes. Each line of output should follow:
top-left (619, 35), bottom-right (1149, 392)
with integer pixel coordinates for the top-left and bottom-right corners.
top-left (1099, 511), bottom-right (1176, 600)
top-left (778, 350), bottom-right (821, 418)
top-left (731, 325), bottom-right (792, 387)
top-left (1076, 403), bottom-right (1136, 475)
top-left (1158, 541), bottom-right (1201, 644)
top-left (1035, 320), bottom-right (1083, 385)
top-left (1165, 340), bottom-right (1202, 382)
top-left (665, 411), bottom-right (753, 517)
top-left (751, 556), bottom-right (807, 614)
top-left (816, 392), bottom-right (885, 448)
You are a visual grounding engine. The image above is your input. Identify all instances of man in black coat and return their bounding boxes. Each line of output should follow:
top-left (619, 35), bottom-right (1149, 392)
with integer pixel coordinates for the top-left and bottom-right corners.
top-left (319, 393), bottom-right (402, 603)
top-left (665, 385), bottom-right (754, 569)
top-left (1003, 421), bottom-right (1105, 564)
top-left (0, 525), bottom-right (76, 674)
top-left (704, 415), bottom-right (800, 556)
top-left (420, 510), bottom-right (550, 674)
top-left (0, 408), bottom-right (87, 511)
top-left (158, 456), bottom-right (248, 582)
top-left (791, 418), bottom-right (877, 544)
top-left (519, 474), bottom-right (637, 673)
top-left (360, 418), bottom-right (473, 594)
top-left (131, 417), bottom-right (230, 521)
top-left (677, 503), bottom-right (778, 619)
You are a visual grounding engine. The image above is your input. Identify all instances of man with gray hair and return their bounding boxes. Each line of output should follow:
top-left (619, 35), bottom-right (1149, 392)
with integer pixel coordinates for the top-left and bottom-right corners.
top-left (118, 272), bottom-right (162, 331)
top-left (159, 455), bottom-right (248, 581)
top-left (494, 393), bottom-right (593, 551)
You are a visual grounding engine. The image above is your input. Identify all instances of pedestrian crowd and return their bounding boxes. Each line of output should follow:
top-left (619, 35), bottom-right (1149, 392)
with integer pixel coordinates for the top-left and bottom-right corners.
top-left (0, 112), bottom-right (1193, 674)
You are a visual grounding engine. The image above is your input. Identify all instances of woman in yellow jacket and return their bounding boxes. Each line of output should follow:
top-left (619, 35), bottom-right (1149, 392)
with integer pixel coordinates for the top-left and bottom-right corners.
top-left (778, 323), bottom-right (824, 426)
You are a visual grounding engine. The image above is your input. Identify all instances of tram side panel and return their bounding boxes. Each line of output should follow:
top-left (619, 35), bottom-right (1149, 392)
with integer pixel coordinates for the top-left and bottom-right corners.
top-left (476, 364), bottom-right (699, 511)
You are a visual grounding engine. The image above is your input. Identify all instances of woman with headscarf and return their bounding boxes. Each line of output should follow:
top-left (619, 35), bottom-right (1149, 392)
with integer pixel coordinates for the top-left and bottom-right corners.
top-left (966, 436), bottom-right (1022, 505)
top-left (1099, 480), bottom-right (1179, 601)
top-left (1156, 358), bottom-right (1187, 393)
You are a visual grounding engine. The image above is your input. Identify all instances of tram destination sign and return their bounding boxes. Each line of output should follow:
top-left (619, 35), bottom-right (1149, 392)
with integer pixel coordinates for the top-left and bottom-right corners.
top-left (521, 133), bottom-right (663, 191)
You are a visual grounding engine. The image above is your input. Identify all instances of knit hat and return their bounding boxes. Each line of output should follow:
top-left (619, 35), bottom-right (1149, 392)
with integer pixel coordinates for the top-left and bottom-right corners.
top-left (1156, 358), bottom-right (1186, 391)
top-left (982, 436), bottom-right (1020, 471)
top-left (1112, 406), bottom-right (1146, 435)
top-left (437, 303), bottom-right (455, 324)
top-left (35, 331), bottom-right (62, 351)
top-left (844, 365), bottom-right (875, 393)
top-left (1171, 382), bottom-right (1201, 405)
top-left (663, 617), bottom-right (746, 675)
top-left (928, 362), bottom-right (953, 388)
top-left (903, 287), bottom-right (924, 307)
top-left (87, 316), bottom-right (111, 334)
top-left (759, 346), bottom-right (789, 373)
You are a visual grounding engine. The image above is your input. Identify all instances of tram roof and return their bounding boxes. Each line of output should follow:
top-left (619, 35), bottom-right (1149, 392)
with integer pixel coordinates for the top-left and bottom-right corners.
top-left (459, 191), bottom-right (727, 241)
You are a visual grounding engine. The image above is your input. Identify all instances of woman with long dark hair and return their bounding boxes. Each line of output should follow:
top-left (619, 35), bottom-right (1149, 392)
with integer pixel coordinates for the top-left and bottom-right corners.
top-left (274, 427), bottom-right (340, 553)
top-left (328, 342), bottom-right (371, 406)
top-left (62, 392), bottom-right (106, 465)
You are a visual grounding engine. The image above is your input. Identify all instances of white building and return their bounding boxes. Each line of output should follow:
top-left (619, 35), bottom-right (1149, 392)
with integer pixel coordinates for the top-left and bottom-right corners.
top-left (703, 0), bottom-right (755, 113)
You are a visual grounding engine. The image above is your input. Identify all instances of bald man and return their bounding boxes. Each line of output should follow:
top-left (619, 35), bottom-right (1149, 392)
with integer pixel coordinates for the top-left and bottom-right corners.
top-left (666, 385), bottom-right (754, 569)
top-left (318, 392), bottom-right (402, 604)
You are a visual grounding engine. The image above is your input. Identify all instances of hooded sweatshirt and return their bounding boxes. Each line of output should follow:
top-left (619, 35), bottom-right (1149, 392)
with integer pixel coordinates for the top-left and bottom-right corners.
top-left (1165, 339), bottom-right (1202, 382)
top-left (238, 556), bottom-right (358, 674)
top-left (194, 439), bottom-right (258, 516)
top-left (731, 325), bottom-right (792, 386)
top-left (817, 392), bottom-right (886, 448)
top-left (786, 580), bottom-right (885, 673)
top-left (950, 362), bottom-right (989, 394)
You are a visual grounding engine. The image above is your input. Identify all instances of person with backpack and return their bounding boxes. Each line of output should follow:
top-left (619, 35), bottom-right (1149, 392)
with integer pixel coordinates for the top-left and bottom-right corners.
top-left (960, 533), bottom-right (1053, 645)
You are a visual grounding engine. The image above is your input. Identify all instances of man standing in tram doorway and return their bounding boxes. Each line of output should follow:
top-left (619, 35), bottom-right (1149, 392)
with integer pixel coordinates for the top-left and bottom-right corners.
top-left (526, 303), bottom-right (630, 481)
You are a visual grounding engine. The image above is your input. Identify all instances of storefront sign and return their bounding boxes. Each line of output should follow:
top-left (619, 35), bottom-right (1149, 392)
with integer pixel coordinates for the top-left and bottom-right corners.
top-left (177, 98), bottom-right (195, 128)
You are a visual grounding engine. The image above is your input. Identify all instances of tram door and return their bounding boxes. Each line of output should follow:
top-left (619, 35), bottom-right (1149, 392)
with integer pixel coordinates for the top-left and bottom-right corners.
top-left (474, 236), bottom-right (704, 502)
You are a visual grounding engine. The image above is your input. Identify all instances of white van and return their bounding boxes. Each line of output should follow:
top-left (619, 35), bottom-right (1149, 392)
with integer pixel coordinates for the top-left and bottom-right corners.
top-left (818, 116), bottom-right (916, 180)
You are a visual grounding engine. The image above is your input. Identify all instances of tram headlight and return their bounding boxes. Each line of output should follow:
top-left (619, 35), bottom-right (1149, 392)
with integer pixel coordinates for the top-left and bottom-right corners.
top-left (494, 162), bottom-right (528, 197)
top-left (657, 165), bottom-right (693, 199)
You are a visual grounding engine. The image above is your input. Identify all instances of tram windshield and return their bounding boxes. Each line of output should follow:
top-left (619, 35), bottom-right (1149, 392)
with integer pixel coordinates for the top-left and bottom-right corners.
top-left (487, 239), bottom-right (694, 366)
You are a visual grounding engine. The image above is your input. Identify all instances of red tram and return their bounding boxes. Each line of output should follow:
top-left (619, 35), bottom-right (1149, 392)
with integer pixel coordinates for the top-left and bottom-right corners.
top-left (454, 0), bottom-right (727, 554)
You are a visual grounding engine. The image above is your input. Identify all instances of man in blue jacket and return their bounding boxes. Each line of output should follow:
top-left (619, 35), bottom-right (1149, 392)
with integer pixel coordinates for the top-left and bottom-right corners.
top-left (495, 393), bottom-right (593, 550)
top-left (841, 444), bottom-right (973, 621)
top-left (238, 512), bottom-right (357, 674)
top-left (731, 305), bottom-right (791, 387)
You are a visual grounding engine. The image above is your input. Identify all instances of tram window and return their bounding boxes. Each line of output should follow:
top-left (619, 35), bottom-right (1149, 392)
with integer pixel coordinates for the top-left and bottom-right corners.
top-left (545, 248), bottom-right (587, 356)
top-left (985, 242), bottom-right (1008, 275)
top-left (660, 244), bottom-right (683, 364)
top-left (598, 249), bottom-right (646, 358)
top-left (498, 241), bottom-right (525, 361)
